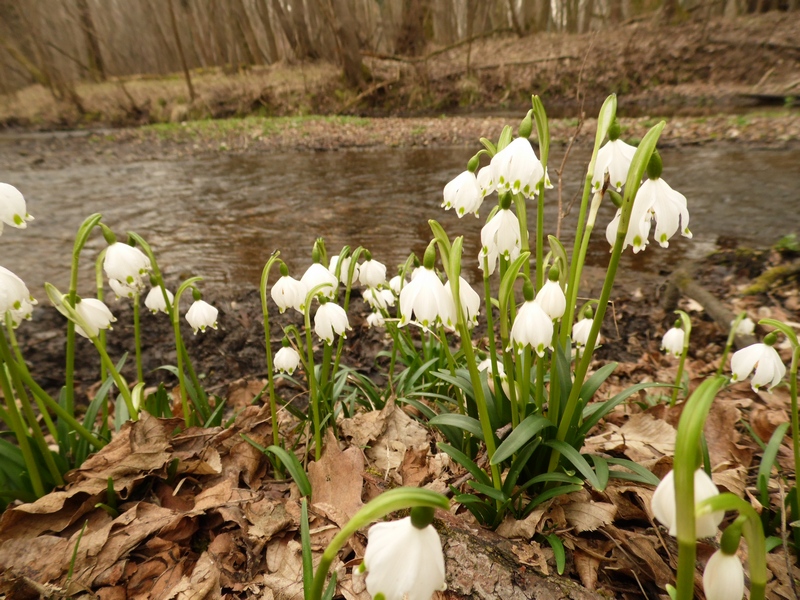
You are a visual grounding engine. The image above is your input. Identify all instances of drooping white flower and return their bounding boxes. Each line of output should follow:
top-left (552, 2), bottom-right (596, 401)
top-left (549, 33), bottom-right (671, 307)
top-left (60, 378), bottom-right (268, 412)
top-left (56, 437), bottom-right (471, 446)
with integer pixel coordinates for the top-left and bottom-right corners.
top-left (442, 170), bottom-right (483, 217)
top-left (703, 550), bottom-right (744, 600)
top-left (144, 287), bottom-right (173, 314)
top-left (731, 342), bottom-right (786, 392)
top-left (359, 258), bottom-right (387, 288)
top-left (573, 317), bottom-right (594, 348)
top-left (109, 277), bottom-right (139, 300)
top-left (389, 275), bottom-right (404, 295)
top-left (274, 346), bottom-right (301, 375)
top-left (186, 300), bottom-right (218, 334)
top-left (592, 139), bottom-right (637, 192)
top-left (74, 298), bottom-right (116, 339)
top-left (363, 287), bottom-right (395, 311)
top-left (646, 177), bottom-right (692, 248)
top-left (398, 266), bottom-right (454, 330)
top-left (314, 300), bottom-right (350, 344)
top-left (0, 266), bottom-right (37, 325)
top-left (661, 327), bottom-right (685, 357)
top-left (363, 516), bottom-right (446, 600)
top-left (476, 166), bottom-right (495, 198)
top-left (0, 182), bottom-right (33, 235)
top-left (534, 279), bottom-right (566, 321)
top-left (509, 300), bottom-right (553, 357)
top-left (302, 262), bottom-right (338, 301)
top-left (605, 192), bottom-right (654, 254)
top-left (443, 277), bottom-right (480, 328)
top-left (479, 208), bottom-right (521, 275)
top-left (366, 311), bottom-right (385, 328)
top-left (478, 357), bottom-right (510, 398)
top-left (651, 469), bottom-right (724, 538)
top-left (491, 138), bottom-right (544, 198)
top-left (271, 274), bottom-right (308, 314)
top-left (329, 254), bottom-right (359, 286)
top-left (733, 317), bottom-right (755, 336)
top-left (103, 242), bottom-right (151, 290)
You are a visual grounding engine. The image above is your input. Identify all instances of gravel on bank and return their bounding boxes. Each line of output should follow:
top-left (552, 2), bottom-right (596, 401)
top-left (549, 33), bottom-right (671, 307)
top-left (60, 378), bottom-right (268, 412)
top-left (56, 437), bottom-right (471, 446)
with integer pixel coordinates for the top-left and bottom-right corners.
top-left (1, 111), bottom-right (798, 170)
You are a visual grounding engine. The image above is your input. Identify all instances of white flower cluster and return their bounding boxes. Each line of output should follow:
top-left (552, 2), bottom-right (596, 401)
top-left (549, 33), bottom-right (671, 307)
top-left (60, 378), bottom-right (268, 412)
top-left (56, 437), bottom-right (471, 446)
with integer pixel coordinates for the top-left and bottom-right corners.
top-left (0, 184), bottom-right (37, 328)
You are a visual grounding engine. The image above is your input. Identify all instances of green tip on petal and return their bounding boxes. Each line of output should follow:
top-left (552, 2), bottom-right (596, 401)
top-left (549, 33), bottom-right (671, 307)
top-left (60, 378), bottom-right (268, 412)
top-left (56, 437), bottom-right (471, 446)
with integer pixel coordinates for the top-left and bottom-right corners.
top-left (13, 214), bottom-right (24, 226)
top-left (374, 594), bottom-right (386, 600)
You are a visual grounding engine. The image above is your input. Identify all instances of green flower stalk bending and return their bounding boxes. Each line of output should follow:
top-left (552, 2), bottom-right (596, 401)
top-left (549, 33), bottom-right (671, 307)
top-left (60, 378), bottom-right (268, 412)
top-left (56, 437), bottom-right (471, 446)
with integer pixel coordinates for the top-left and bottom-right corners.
top-left (548, 121), bottom-right (665, 474)
top-left (307, 488), bottom-right (450, 600)
top-left (45, 283), bottom-right (137, 421)
top-left (670, 310), bottom-right (692, 407)
top-left (561, 95), bottom-right (617, 344)
top-left (171, 277), bottom-right (203, 427)
top-left (64, 213), bottom-right (103, 415)
top-left (429, 223), bottom-right (503, 500)
top-left (260, 253), bottom-right (283, 448)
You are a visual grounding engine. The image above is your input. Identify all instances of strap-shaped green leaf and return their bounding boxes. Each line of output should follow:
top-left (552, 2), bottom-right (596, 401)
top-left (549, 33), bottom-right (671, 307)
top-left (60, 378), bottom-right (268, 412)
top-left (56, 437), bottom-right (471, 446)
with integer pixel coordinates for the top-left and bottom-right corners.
top-left (492, 414), bottom-right (553, 465)
top-left (545, 439), bottom-right (602, 490)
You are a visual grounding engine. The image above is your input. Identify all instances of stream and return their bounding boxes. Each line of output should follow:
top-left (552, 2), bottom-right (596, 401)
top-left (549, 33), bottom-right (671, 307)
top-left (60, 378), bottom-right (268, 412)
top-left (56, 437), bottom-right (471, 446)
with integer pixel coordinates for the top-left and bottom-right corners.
top-left (2, 144), bottom-right (799, 296)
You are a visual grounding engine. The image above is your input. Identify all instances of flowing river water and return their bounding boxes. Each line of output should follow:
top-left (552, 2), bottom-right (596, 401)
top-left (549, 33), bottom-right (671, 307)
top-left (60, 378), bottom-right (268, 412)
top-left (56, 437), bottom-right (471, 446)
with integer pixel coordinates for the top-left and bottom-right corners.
top-left (2, 143), bottom-right (799, 296)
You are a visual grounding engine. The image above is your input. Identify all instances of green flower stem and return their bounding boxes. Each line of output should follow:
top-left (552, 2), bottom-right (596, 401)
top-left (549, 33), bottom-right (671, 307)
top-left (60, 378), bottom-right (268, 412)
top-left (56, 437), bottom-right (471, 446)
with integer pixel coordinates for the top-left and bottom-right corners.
top-left (547, 330), bottom-right (561, 421)
top-left (716, 312), bottom-right (747, 376)
top-left (520, 346), bottom-right (533, 420)
top-left (259, 254), bottom-right (282, 448)
top-left (4, 316), bottom-right (57, 440)
top-left (128, 231), bottom-right (209, 412)
top-left (2, 328), bottom-right (103, 449)
top-left (670, 311), bottom-right (692, 407)
top-left (90, 335), bottom-right (137, 420)
top-left (0, 326), bottom-right (63, 486)
top-left (535, 185), bottom-right (545, 290)
top-left (514, 193), bottom-right (531, 282)
top-left (790, 343), bottom-right (800, 510)
top-left (133, 293), bottom-right (143, 384)
top-left (549, 121), bottom-right (664, 473)
top-left (302, 284), bottom-right (333, 461)
top-left (438, 324), bottom-right (465, 416)
top-left (503, 348), bottom-right (519, 428)
top-left (673, 376), bottom-right (727, 600)
top-left (561, 187), bottom-right (601, 345)
top-left (171, 277), bottom-right (203, 427)
top-left (94, 249), bottom-right (108, 382)
top-left (65, 213), bottom-right (104, 415)
top-left (445, 237), bottom-right (503, 500)
top-left (482, 262), bottom-right (503, 415)
top-left (0, 352), bottom-right (45, 497)
top-left (697, 494), bottom-right (767, 600)
top-left (308, 488), bottom-right (450, 600)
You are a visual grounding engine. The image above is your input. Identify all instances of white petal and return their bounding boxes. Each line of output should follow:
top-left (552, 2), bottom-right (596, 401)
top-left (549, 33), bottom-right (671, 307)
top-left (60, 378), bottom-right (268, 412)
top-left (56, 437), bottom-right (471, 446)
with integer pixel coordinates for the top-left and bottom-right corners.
top-left (703, 551), bottom-right (744, 600)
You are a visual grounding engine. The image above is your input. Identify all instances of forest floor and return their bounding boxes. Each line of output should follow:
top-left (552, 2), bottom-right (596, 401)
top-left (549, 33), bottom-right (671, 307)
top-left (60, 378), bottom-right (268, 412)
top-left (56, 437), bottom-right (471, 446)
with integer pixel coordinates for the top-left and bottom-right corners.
top-left (0, 10), bottom-right (800, 600)
top-left (0, 11), bottom-right (799, 130)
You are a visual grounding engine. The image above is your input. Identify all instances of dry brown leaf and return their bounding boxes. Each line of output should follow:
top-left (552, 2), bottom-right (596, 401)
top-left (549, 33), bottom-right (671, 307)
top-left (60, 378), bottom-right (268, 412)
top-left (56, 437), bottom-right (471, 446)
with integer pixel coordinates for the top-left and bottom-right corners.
top-left (603, 484), bottom-right (653, 522)
top-left (365, 401), bottom-right (429, 480)
top-left (573, 549), bottom-right (600, 591)
top-left (164, 551), bottom-right (221, 600)
top-left (308, 430), bottom-right (365, 524)
top-left (711, 466), bottom-right (747, 497)
top-left (583, 413), bottom-right (675, 463)
top-left (243, 498), bottom-right (293, 543)
top-left (562, 495), bottom-right (616, 533)
top-left (263, 537), bottom-right (305, 600)
top-left (399, 444), bottom-right (431, 487)
top-left (703, 399), bottom-right (749, 467)
top-left (227, 378), bottom-right (269, 410)
top-left (495, 506), bottom-right (547, 540)
top-left (508, 539), bottom-right (550, 575)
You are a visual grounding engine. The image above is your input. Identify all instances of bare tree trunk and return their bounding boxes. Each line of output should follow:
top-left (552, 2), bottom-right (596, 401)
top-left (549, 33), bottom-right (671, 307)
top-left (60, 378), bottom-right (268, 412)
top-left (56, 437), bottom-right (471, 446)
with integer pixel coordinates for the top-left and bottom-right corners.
top-left (269, 0), bottom-right (300, 57)
top-left (581, 0), bottom-right (595, 31)
top-left (289, 0), bottom-right (318, 59)
top-left (232, 0), bottom-right (266, 65)
top-left (75, 0), bottom-right (105, 81)
top-left (609, 0), bottom-right (624, 21)
top-left (167, 0), bottom-right (195, 101)
top-left (325, 0), bottom-right (366, 88)
top-left (255, 0), bottom-right (280, 61)
top-left (395, 0), bottom-right (428, 56)
top-left (506, 0), bottom-right (525, 34)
